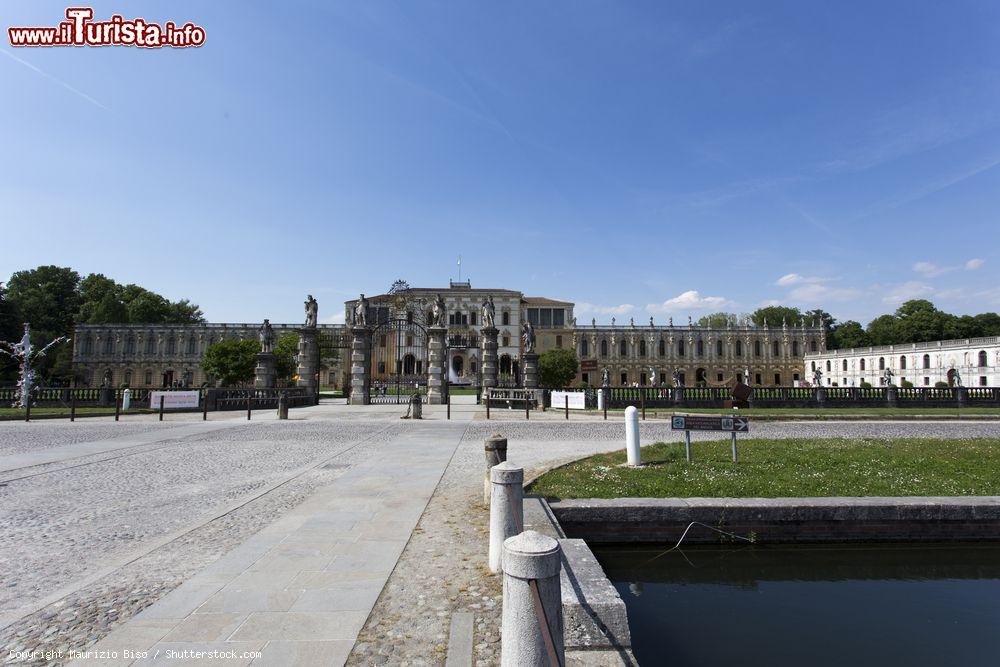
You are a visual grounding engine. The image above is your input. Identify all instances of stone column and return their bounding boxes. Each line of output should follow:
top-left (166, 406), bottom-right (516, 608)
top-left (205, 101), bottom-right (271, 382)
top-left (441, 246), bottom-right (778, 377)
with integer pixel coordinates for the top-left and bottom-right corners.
top-left (426, 325), bottom-right (447, 405)
top-left (956, 386), bottom-right (968, 408)
top-left (489, 461), bottom-right (524, 574)
top-left (254, 352), bottom-right (277, 389)
top-left (296, 328), bottom-right (319, 397)
top-left (815, 386), bottom-right (827, 407)
top-left (481, 326), bottom-right (499, 390)
top-left (522, 353), bottom-right (539, 389)
top-left (501, 531), bottom-right (564, 667)
top-left (348, 326), bottom-right (370, 405)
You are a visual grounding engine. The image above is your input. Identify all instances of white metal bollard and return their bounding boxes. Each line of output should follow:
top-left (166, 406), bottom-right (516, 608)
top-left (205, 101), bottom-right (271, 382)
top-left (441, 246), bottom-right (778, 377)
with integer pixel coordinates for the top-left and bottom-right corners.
top-left (122, 388), bottom-right (131, 412)
top-left (625, 405), bottom-right (641, 466)
top-left (489, 461), bottom-right (524, 573)
top-left (597, 388), bottom-right (605, 411)
top-left (501, 530), bottom-right (564, 667)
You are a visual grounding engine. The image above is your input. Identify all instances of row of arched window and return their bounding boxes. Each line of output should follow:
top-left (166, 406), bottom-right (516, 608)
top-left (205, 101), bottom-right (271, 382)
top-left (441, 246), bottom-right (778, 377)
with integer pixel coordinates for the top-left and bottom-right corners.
top-left (582, 337), bottom-right (812, 359)
top-left (815, 351), bottom-right (990, 373)
top-left (80, 333), bottom-right (209, 357)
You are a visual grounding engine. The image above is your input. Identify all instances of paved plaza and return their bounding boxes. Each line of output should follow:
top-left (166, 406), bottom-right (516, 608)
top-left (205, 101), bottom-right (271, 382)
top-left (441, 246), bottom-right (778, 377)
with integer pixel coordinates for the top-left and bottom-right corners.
top-left (1, 403), bottom-right (998, 666)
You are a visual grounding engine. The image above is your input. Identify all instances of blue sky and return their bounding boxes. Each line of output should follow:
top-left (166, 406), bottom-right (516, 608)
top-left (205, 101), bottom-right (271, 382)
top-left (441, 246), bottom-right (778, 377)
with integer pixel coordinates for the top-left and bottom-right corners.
top-left (2, 1), bottom-right (999, 325)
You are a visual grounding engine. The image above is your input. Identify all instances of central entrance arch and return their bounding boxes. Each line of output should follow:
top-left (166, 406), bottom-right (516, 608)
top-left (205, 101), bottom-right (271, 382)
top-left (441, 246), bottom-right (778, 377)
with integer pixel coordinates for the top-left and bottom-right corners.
top-left (369, 318), bottom-right (428, 404)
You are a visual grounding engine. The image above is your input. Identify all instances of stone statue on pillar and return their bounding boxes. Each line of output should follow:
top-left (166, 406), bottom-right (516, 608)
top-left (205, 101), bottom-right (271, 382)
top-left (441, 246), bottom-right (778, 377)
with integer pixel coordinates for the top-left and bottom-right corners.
top-left (353, 294), bottom-right (369, 327)
top-left (258, 319), bottom-right (275, 353)
top-left (431, 293), bottom-right (446, 327)
top-left (304, 295), bottom-right (318, 328)
top-left (426, 296), bottom-right (448, 404)
top-left (255, 318), bottom-right (278, 388)
top-left (482, 295), bottom-right (496, 329)
top-left (521, 321), bottom-right (536, 354)
top-left (296, 296), bottom-right (320, 398)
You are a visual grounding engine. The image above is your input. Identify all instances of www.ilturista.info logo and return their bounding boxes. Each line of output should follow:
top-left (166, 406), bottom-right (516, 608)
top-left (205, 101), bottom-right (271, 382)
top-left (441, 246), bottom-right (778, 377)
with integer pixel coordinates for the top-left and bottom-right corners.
top-left (8, 7), bottom-right (205, 48)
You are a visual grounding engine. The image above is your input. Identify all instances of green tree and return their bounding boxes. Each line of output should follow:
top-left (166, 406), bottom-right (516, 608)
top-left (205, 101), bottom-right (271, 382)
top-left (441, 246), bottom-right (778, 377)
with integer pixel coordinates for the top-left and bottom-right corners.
top-left (804, 308), bottom-right (836, 332)
top-left (750, 305), bottom-right (802, 327)
top-left (696, 312), bottom-right (738, 328)
top-left (0, 283), bottom-right (22, 383)
top-left (538, 348), bottom-right (579, 388)
top-left (973, 313), bottom-right (1000, 337)
top-left (866, 314), bottom-right (899, 346)
top-left (126, 290), bottom-right (172, 323)
top-left (894, 300), bottom-right (950, 343)
top-left (167, 299), bottom-right (205, 324)
top-left (87, 290), bottom-right (129, 323)
top-left (201, 339), bottom-right (257, 386)
top-left (273, 333), bottom-right (300, 381)
top-left (829, 320), bottom-right (868, 349)
top-left (6, 265), bottom-right (81, 343)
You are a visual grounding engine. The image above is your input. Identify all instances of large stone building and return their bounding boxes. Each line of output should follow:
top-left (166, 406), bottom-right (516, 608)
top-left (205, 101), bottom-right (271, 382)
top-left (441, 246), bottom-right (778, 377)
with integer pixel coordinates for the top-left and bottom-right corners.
top-left (803, 336), bottom-right (1000, 387)
top-left (72, 322), bottom-right (343, 389)
top-left (73, 281), bottom-right (823, 388)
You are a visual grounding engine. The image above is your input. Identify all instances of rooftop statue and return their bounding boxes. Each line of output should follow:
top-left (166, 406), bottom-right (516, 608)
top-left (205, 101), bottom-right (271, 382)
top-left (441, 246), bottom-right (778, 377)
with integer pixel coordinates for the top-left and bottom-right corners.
top-left (304, 295), bottom-right (318, 328)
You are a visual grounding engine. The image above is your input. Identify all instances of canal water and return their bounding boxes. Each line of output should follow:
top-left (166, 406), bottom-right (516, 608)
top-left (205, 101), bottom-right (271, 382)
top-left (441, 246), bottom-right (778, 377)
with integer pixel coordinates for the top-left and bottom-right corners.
top-left (593, 543), bottom-right (1000, 667)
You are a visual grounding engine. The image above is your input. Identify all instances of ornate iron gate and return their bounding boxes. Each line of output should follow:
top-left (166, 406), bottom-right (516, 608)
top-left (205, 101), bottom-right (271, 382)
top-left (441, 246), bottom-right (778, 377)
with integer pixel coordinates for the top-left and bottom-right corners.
top-left (369, 319), bottom-right (428, 404)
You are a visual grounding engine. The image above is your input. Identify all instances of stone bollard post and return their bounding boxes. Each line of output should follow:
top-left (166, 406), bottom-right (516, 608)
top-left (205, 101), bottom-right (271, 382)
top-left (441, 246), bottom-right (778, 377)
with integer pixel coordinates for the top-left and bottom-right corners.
top-left (501, 531), bottom-right (564, 667)
top-left (484, 434), bottom-right (508, 506)
top-left (409, 392), bottom-right (422, 419)
top-left (277, 391), bottom-right (289, 420)
top-left (489, 461), bottom-right (524, 573)
top-left (122, 388), bottom-right (131, 412)
top-left (885, 385), bottom-right (898, 408)
top-left (625, 405), bottom-right (641, 466)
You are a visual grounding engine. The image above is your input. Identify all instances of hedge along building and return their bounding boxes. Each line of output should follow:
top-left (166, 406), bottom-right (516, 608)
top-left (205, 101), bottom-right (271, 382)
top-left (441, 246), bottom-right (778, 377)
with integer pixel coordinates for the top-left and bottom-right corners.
top-left (804, 336), bottom-right (1000, 388)
top-left (71, 322), bottom-right (345, 388)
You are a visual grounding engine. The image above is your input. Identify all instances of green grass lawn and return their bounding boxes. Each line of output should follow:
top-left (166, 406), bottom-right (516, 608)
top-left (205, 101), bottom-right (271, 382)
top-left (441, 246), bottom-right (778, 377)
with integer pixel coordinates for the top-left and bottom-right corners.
top-left (586, 407), bottom-right (1000, 417)
top-left (528, 438), bottom-right (1000, 499)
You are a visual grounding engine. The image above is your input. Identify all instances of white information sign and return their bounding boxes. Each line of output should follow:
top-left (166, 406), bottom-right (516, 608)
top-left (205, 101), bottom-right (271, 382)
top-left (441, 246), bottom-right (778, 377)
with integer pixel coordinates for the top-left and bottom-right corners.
top-left (150, 390), bottom-right (200, 409)
top-left (551, 390), bottom-right (586, 410)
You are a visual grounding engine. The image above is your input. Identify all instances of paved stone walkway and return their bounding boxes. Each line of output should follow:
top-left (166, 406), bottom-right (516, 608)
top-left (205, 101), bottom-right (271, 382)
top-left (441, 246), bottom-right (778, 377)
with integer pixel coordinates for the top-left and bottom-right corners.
top-left (73, 420), bottom-right (470, 666)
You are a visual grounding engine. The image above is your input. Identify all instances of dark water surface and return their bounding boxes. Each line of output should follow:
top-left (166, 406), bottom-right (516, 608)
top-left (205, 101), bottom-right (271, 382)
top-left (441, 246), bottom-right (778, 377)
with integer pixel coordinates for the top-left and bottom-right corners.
top-left (593, 543), bottom-right (1000, 667)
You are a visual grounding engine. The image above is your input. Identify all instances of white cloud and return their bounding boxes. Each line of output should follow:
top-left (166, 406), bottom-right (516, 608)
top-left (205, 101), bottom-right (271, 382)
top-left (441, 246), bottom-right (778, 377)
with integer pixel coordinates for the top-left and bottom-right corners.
top-left (646, 290), bottom-right (734, 313)
top-left (912, 261), bottom-right (947, 277)
top-left (774, 273), bottom-right (829, 287)
top-left (881, 281), bottom-right (935, 305)
top-left (575, 302), bottom-right (636, 316)
top-left (786, 283), bottom-right (861, 303)
top-left (913, 258), bottom-right (984, 277)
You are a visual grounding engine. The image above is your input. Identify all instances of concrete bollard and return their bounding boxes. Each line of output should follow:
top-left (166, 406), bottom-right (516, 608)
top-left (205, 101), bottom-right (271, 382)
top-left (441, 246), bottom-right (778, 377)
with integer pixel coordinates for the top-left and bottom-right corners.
top-left (625, 405), bottom-right (641, 466)
top-left (484, 434), bottom-right (508, 506)
top-left (409, 392), bottom-right (422, 419)
top-left (277, 391), bottom-right (289, 420)
top-left (501, 530), bottom-right (564, 667)
top-left (489, 461), bottom-right (524, 574)
top-left (122, 388), bottom-right (131, 412)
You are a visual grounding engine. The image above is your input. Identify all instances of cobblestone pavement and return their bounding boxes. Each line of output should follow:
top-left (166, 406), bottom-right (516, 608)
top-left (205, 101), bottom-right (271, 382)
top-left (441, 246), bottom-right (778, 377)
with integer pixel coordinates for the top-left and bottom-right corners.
top-left (0, 419), bottom-right (402, 665)
top-left (2, 409), bottom-right (996, 666)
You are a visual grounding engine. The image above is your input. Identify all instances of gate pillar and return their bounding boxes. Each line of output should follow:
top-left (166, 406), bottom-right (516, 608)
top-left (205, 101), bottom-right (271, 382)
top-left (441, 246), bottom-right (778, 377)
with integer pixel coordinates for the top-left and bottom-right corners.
top-left (296, 328), bottom-right (319, 397)
top-left (349, 326), bottom-right (370, 405)
top-left (426, 325), bottom-right (447, 405)
top-left (481, 325), bottom-right (499, 390)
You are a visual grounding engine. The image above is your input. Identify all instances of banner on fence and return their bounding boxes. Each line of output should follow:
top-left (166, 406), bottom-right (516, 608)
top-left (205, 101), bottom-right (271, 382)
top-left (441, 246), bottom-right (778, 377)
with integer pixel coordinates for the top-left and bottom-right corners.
top-left (551, 390), bottom-right (586, 410)
top-left (150, 390), bottom-right (200, 409)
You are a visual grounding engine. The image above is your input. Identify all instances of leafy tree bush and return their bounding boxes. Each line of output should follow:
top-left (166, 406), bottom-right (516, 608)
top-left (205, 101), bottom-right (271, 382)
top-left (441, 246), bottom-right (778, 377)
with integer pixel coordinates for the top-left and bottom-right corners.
top-left (274, 333), bottom-right (300, 381)
top-left (900, 380), bottom-right (914, 388)
top-left (201, 339), bottom-right (258, 386)
top-left (935, 381), bottom-right (950, 389)
top-left (859, 381), bottom-right (872, 389)
top-left (750, 306), bottom-right (802, 327)
top-left (538, 348), bottom-right (579, 388)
